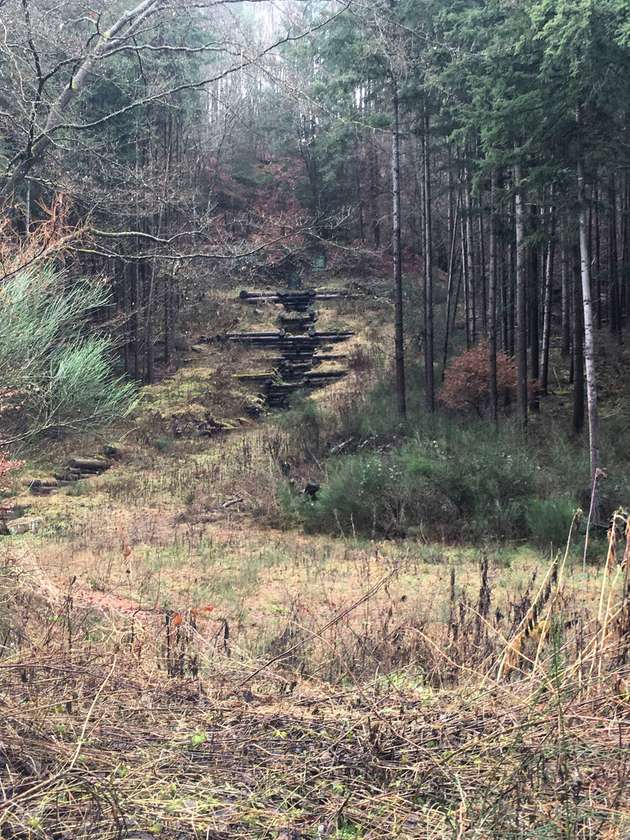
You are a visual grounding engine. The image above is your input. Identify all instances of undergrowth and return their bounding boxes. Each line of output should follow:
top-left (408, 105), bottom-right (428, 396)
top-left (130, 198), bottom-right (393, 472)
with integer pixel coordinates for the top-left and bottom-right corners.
top-left (0, 520), bottom-right (629, 838)
top-left (276, 377), bottom-right (630, 546)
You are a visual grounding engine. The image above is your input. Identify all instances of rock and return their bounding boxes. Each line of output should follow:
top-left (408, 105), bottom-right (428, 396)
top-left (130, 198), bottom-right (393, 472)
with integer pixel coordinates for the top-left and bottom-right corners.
top-left (102, 444), bottom-right (128, 460)
top-left (191, 344), bottom-right (206, 353)
top-left (174, 334), bottom-right (191, 351)
top-left (28, 477), bottom-right (58, 488)
top-left (6, 517), bottom-right (44, 535)
top-left (54, 470), bottom-right (81, 482)
top-left (0, 504), bottom-right (31, 521)
top-left (199, 418), bottom-right (238, 436)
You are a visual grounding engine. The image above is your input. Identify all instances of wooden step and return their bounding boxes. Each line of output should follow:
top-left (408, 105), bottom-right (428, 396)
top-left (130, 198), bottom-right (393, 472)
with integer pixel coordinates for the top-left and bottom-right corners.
top-left (239, 289), bottom-right (350, 304)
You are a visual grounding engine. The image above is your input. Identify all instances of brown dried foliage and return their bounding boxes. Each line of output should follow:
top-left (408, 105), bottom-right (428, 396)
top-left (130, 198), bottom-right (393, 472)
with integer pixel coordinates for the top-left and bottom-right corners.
top-left (439, 339), bottom-right (518, 414)
top-left (0, 194), bottom-right (86, 280)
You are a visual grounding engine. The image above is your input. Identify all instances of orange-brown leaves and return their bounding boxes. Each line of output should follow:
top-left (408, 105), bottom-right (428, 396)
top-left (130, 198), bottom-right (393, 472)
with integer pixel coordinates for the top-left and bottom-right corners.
top-left (0, 194), bottom-right (87, 280)
top-left (0, 450), bottom-right (22, 491)
top-left (439, 340), bottom-right (518, 415)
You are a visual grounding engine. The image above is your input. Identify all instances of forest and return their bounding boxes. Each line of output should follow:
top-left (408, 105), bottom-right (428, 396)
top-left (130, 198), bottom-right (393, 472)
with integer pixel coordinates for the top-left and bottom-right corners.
top-left (0, 1), bottom-right (629, 838)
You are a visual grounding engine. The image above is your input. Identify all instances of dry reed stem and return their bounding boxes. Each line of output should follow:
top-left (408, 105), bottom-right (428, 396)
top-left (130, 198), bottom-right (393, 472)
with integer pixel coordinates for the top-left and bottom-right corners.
top-left (1, 534), bottom-right (629, 838)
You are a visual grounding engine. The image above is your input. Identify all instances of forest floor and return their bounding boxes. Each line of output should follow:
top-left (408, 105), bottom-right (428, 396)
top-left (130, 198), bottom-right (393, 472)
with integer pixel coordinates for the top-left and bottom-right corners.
top-left (1, 280), bottom-right (629, 839)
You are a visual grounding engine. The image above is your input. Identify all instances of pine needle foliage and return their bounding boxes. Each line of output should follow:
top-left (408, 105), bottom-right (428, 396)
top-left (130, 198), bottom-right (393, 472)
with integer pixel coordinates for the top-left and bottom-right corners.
top-left (0, 265), bottom-right (137, 440)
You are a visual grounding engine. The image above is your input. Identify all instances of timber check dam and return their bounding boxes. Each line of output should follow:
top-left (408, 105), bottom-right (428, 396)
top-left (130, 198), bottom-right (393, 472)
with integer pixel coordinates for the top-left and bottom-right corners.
top-left (228, 289), bottom-right (355, 409)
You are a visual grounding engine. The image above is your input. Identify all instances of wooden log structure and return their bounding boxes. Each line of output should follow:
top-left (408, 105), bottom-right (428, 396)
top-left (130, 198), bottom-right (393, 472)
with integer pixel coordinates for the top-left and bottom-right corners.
top-left (239, 289), bottom-right (350, 305)
top-left (29, 455), bottom-right (112, 496)
top-left (261, 352), bottom-right (347, 365)
top-left (233, 287), bottom-right (354, 409)
top-left (227, 331), bottom-right (354, 345)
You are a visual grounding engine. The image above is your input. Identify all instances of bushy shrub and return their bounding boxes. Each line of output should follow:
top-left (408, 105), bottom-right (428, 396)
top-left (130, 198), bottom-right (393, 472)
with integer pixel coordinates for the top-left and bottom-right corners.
top-left (297, 453), bottom-right (400, 536)
top-left (0, 266), bottom-right (137, 440)
top-left (525, 497), bottom-right (577, 549)
top-left (284, 432), bottom-right (537, 541)
top-left (278, 397), bottom-right (324, 456)
top-left (439, 340), bottom-right (517, 415)
top-left (275, 367), bottom-right (621, 545)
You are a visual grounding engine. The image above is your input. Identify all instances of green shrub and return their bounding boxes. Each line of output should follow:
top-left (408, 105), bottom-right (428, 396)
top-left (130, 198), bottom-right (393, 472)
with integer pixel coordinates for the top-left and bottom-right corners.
top-left (154, 436), bottom-right (173, 452)
top-left (275, 370), bottom-right (630, 544)
top-left (0, 266), bottom-right (137, 440)
top-left (297, 453), bottom-right (401, 537)
top-left (282, 434), bottom-right (537, 541)
top-left (277, 398), bottom-right (325, 457)
top-left (525, 497), bottom-right (577, 549)
top-left (395, 429), bottom-right (535, 538)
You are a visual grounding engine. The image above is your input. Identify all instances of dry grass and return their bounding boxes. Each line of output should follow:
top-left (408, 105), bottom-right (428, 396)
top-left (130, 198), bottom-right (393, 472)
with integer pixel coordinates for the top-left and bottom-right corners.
top-left (1, 515), bottom-right (629, 838)
top-left (1, 282), bottom-right (629, 838)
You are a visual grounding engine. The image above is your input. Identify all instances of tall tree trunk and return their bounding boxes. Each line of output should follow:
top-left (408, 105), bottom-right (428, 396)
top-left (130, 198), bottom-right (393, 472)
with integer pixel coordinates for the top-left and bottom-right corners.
top-left (561, 224), bottom-right (571, 357)
top-left (464, 166), bottom-right (476, 344)
top-left (478, 198), bottom-right (488, 337)
top-left (369, 126), bottom-right (381, 249)
top-left (442, 197), bottom-right (460, 379)
top-left (460, 187), bottom-right (471, 349)
top-left (595, 186), bottom-right (602, 329)
top-left (529, 203), bottom-right (540, 411)
top-left (447, 145), bottom-right (455, 260)
top-left (609, 174), bottom-right (621, 341)
top-left (500, 244), bottom-right (509, 353)
top-left (392, 80), bottom-right (406, 416)
top-left (573, 244), bottom-right (585, 435)
top-left (515, 161), bottom-right (528, 431)
top-left (621, 177), bottom-right (629, 325)
top-left (577, 156), bottom-right (601, 489)
top-left (488, 170), bottom-right (499, 426)
top-left (508, 229), bottom-right (516, 356)
top-left (423, 108), bottom-right (435, 412)
top-left (540, 191), bottom-right (555, 396)
top-left (354, 132), bottom-right (365, 242)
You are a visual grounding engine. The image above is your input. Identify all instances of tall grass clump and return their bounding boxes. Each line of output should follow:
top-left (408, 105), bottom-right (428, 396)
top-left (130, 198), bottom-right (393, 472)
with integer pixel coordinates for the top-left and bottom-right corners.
top-left (0, 266), bottom-right (137, 440)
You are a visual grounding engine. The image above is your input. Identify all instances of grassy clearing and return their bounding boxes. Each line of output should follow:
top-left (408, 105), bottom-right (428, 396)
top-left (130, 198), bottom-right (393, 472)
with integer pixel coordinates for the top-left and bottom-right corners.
top-left (1, 521), bottom-right (629, 838)
top-left (1, 281), bottom-right (629, 837)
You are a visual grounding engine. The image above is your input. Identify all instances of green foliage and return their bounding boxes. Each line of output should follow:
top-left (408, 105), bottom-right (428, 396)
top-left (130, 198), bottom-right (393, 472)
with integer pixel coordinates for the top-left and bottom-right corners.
top-left (275, 371), bottom-right (615, 546)
top-left (0, 266), bottom-right (137, 439)
top-left (283, 426), bottom-right (538, 541)
top-left (294, 452), bottom-right (403, 537)
top-left (525, 498), bottom-right (577, 550)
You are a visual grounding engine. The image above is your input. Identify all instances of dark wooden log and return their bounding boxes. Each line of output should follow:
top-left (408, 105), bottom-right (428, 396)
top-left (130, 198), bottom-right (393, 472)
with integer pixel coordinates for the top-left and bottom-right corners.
top-left (261, 352), bottom-right (346, 365)
top-left (227, 331), bottom-right (353, 346)
top-left (236, 372), bottom-right (276, 383)
top-left (266, 382), bottom-right (306, 394)
top-left (29, 477), bottom-right (58, 495)
top-left (67, 457), bottom-right (111, 472)
top-left (239, 289), bottom-right (350, 303)
top-left (304, 369), bottom-right (348, 381)
top-left (54, 470), bottom-right (82, 482)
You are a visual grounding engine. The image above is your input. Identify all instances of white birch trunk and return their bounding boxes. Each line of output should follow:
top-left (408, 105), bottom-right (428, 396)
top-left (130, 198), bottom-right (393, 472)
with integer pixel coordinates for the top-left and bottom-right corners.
top-left (577, 157), bottom-right (601, 484)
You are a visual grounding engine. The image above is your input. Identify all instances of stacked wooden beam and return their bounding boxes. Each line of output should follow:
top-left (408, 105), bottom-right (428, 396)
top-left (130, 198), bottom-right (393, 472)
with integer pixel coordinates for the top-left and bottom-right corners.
top-left (233, 288), bottom-right (354, 409)
top-left (226, 330), bottom-right (354, 346)
top-left (29, 456), bottom-right (112, 495)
